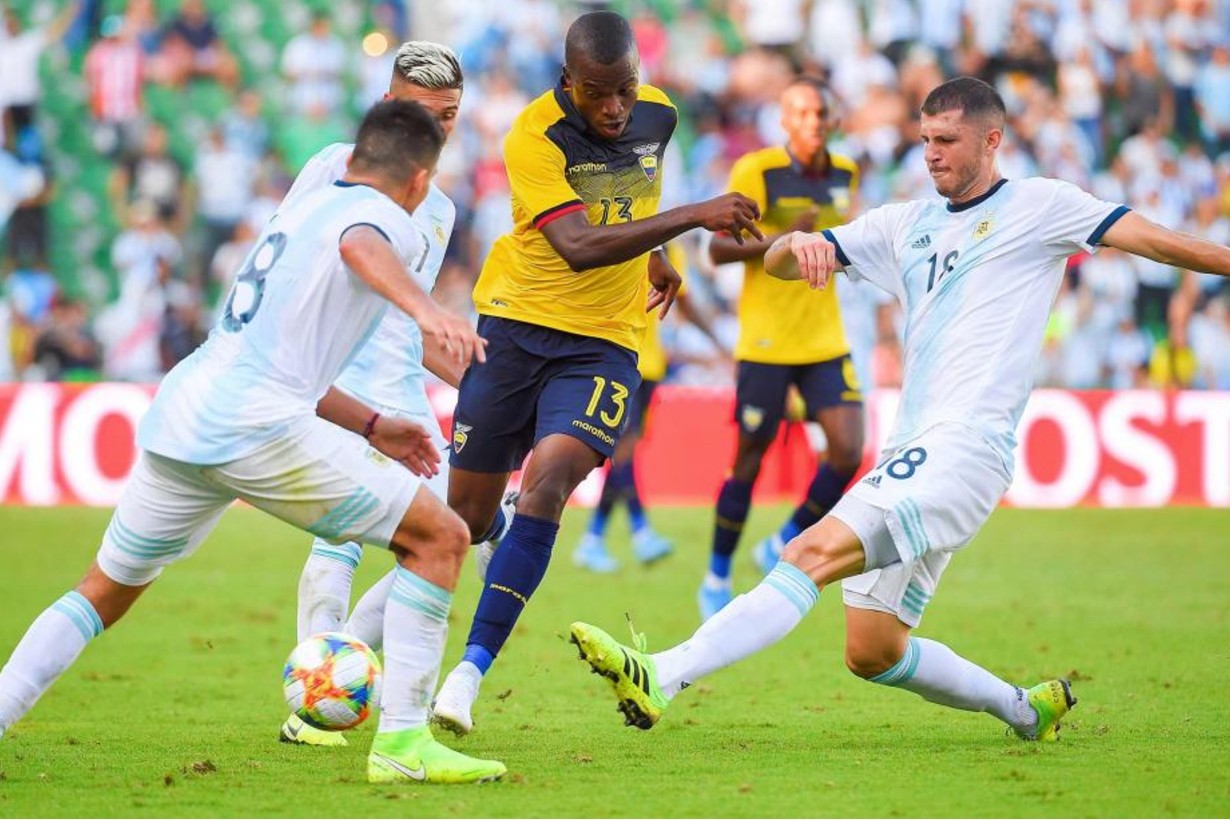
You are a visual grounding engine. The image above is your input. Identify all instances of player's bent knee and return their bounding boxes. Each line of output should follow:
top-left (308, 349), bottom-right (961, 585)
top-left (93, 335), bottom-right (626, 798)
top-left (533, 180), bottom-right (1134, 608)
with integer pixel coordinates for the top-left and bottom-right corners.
top-left (844, 642), bottom-right (903, 680)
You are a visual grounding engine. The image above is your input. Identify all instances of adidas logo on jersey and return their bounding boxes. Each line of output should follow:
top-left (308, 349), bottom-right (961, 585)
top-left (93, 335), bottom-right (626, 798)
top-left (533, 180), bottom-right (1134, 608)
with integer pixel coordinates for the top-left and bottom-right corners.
top-left (911, 235), bottom-right (931, 250)
top-left (862, 474), bottom-right (882, 489)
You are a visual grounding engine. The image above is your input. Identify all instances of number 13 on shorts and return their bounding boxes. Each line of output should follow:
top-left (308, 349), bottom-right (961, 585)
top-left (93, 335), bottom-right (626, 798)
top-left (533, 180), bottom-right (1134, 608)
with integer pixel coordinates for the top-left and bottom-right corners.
top-left (585, 376), bottom-right (628, 429)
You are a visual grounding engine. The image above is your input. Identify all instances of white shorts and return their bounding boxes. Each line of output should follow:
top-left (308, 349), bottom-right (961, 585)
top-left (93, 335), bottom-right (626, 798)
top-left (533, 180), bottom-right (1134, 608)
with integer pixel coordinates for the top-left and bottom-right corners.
top-left (833, 423), bottom-right (1010, 627)
top-left (98, 416), bottom-right (421, 585)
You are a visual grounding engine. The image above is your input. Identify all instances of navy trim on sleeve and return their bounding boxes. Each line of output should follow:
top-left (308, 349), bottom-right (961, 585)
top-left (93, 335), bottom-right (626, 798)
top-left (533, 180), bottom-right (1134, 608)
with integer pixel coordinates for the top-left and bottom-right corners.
top-left (332, 180), bottom-right (363, 188)
top-left (340, 222), bottom-right (392, 244)
top-left (821, 229), bottom-right (850, 267)
top-left (1086, 205), bottom-right (1131, 246)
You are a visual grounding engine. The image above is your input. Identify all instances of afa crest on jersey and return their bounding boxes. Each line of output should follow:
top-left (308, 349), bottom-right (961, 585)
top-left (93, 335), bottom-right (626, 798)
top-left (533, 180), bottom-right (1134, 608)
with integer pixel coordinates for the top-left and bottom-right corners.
top-left (974, 216), bottom-right (995, 240)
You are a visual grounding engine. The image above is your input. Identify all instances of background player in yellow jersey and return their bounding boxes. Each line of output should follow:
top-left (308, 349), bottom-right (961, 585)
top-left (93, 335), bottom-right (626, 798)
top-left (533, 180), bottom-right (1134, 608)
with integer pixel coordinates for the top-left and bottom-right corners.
top-left (574, 242), bottom-right (730, 573)
top-left (699, 77), bottom-right (866, 621)
top-left (430, 11), bottom-right (763, 734)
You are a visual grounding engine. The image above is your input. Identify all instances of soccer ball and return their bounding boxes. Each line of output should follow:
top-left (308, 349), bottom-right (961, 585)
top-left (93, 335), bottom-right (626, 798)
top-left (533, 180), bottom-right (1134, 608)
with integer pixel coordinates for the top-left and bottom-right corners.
top-left (282, 632), bottom-right (382, 731)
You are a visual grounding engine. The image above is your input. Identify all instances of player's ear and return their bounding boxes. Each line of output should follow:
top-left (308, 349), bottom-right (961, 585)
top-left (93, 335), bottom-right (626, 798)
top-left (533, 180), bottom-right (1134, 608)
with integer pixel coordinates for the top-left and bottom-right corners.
top-left (561, 66), bottom-right (572, 92)
top-left (985, 125), bottom-right (1003, 153)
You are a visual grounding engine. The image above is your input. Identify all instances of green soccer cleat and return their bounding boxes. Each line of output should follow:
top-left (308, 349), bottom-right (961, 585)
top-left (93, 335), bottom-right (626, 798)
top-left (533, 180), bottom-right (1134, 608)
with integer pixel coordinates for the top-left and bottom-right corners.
top-left (367, 726), bottom-right (506, 784)
top-left (1017, 679), bottom-right (1077, 742)
top-left (569, 620), bottom-right (669, 730)
top-left (280, 713), bottom-right (348, 747)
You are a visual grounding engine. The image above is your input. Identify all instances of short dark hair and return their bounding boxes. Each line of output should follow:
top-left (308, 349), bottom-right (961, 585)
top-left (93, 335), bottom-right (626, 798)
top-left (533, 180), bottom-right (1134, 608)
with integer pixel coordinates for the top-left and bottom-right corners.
top-left (349, 99), bottom-right (444, 181)
top-left (786, 75), bottom-right (841, 117)
top-left (921, 77), bottom-right (1006, 126)
top-left (565, 10), bottom-right (637, 68)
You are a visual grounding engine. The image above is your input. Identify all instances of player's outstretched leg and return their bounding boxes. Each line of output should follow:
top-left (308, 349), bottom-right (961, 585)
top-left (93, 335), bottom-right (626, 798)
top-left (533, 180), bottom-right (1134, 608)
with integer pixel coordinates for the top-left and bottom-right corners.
top-left (0, 562), bottom-right (148, 739)
top-left (846, 609), bottom-right (1076, 742)
top-left (368, 489), bottom-right (505, 783)
top-left (576, 560), bottom-right (820, 729)
top-left (282, 539), bottom-right (366, 747)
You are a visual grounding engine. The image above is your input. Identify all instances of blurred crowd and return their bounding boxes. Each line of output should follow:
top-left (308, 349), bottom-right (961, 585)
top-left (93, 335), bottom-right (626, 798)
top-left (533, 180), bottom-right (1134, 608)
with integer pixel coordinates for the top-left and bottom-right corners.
top-left (2, 0), bottom-right (1230, 391)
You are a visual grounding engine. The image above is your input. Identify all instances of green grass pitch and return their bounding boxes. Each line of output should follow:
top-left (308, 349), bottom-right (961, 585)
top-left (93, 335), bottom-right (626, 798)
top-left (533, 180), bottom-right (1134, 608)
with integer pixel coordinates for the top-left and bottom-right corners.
top-left (1, 504), bottom-right (1228, 817)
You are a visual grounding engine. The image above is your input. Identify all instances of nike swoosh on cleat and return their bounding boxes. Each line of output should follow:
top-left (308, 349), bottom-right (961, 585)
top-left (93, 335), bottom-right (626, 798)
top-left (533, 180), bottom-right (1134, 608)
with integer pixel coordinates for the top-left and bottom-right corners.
top-left (373, 753), bottom-right (426, 780)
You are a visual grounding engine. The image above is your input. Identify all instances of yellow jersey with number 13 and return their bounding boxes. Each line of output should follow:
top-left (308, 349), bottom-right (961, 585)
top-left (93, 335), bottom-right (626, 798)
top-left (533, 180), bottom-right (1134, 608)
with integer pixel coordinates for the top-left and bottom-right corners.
top-left (473, 82), bottom-right (678, 352)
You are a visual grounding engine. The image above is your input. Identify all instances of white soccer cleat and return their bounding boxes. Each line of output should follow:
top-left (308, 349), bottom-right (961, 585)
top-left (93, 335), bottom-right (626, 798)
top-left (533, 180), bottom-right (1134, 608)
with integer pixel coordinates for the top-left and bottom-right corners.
top-left (431, 663), bottom-right (482, 736)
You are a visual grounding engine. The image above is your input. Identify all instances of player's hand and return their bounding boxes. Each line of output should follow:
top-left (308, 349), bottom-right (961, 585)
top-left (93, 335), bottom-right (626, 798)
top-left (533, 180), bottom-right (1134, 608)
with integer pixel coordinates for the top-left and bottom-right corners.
top-left (646, 250), bottom-right (682, 319)
top-left (694, 193), bottom-right (765, 245)
top-left (368, 416), bottom-right (441, 478)
top-left (790, 231), bottom-right (838, 290)
top-left (417, 305), bottom-right (488, 370)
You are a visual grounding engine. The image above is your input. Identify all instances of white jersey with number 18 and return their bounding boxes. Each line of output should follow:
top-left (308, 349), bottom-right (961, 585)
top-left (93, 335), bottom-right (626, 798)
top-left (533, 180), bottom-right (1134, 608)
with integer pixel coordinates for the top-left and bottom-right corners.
top-left (825, 177), bottom-right (1128, 472)
top-left (280, 142), bottom-right (457, 417)
top-left (137, 181), bottom-right (423, 465)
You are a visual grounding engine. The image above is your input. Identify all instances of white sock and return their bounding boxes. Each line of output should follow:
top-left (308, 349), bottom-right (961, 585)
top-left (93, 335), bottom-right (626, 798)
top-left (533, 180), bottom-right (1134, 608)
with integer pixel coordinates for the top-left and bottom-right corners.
top-left (376, 566), bottom-right (451, 733)
top-left (654, 562), bottom-right (818, 698)
top-left (296, 540), bottom-right (362, 641)
top-left (0, 592), bottom-right (103, 731)
top-left (871, 637), bottom-right (1036, 732)
top-left (701, 572), bottom-right (731, 591)
top-left (343, 569), bottom-right (394, 653)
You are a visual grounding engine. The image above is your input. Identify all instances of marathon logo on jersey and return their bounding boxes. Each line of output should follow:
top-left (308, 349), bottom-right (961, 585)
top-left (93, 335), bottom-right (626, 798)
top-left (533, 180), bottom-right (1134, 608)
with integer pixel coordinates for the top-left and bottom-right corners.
top-left (862, 473), bottom-right (882, 489)
top-left (911, 234), bottom-right (931, 250)
top-left (453, 423), bottom-right (472, 453)
top-left (974, 216), bottom-right (995, 241)
top-left (741, 405), bottom-right (765, 432)
top-left (634, 142), bottom-right (660, 182)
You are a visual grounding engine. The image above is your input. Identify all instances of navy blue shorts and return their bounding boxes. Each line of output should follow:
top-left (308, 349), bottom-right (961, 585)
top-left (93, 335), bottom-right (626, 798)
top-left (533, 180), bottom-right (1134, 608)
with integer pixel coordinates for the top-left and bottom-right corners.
top-left (624, 379), bottom-right (659, 437)
top-left (735, 356), bottom-right (862, 441)
top-left (450, 316), bottom-right (642, 472)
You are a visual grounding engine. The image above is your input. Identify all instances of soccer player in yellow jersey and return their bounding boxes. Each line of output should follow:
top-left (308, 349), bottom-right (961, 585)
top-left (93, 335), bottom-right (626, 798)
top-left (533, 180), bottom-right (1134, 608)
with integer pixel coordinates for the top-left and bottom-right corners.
top-left (430, 10), bottom-right (763, 735)
top-left (699, 77), bottom-right (866, 621)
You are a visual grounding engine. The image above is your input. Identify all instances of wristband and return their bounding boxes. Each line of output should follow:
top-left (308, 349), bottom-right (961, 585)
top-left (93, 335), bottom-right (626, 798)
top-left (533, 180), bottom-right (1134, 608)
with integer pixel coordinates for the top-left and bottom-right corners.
top-left (362, 411), bottom-right (381, 440)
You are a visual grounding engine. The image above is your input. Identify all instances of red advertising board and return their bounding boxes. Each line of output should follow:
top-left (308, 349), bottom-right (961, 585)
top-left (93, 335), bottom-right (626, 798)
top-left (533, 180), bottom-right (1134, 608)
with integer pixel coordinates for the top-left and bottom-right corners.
top-left (0, 383), bottom-right (1226, 508)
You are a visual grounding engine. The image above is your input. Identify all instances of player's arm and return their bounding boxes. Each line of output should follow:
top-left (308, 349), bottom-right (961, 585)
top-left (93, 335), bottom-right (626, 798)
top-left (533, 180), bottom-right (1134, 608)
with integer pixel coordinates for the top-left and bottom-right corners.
top-left (675, 290), bottom-right (730, 358)
top-left (647, 248), bottom-right (682, 318)
top-left (317, 387), bottom-right (440, 478)
top-left (540, 195), bottom-right (764, 272)
top-left (338, 225), bottom-right (486, 367)
top-left (709, 155), bottom-right (815, 265)
top-left (1100, 211), bottom-right (1230, 278)
top-left (764, 230), bottom-right (846, 289)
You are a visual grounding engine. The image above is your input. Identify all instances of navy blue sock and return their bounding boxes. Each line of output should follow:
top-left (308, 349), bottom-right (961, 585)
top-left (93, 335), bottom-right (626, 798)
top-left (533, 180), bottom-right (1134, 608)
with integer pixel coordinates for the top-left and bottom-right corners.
top-left (465, 514), bottom-right (558, 671)
top-left (616, 462), bottom-right (649, 532)
top-left (710, 478), bottom-right (753, 579)
top-left (787, 463), bottom-right (854, 534)
top-left (461, 643), bottom-right (495, 674)
top-left (589, 465), bottom-right (625, 536)
top-left (474, 503), bottom-right (507, 544)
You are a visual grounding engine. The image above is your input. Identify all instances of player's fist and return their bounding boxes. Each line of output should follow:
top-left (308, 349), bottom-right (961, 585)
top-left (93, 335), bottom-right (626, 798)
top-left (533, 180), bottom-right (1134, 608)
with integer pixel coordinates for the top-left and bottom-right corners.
top-left (789, 231), bottom-right (838, 290)
top-left (693, 193), bottom-right (765, 245)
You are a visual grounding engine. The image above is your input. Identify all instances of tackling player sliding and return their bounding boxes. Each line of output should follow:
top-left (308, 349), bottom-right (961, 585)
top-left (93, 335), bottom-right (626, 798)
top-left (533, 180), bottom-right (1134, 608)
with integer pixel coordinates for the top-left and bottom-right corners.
top-left (570, 76), bottom-right (1230, 742)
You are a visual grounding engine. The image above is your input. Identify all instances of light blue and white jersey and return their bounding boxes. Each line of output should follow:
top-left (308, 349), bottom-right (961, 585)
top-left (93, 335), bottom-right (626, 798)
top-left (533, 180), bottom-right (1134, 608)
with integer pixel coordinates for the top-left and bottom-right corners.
top-left (826, 177), bottom-right (1128, 471)
top-left (280, 142), bottom-right (457, 416)
top-left (138, 182), bottom-right (422, 464)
